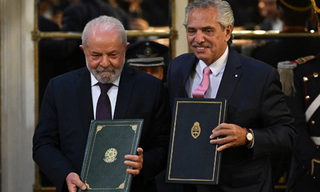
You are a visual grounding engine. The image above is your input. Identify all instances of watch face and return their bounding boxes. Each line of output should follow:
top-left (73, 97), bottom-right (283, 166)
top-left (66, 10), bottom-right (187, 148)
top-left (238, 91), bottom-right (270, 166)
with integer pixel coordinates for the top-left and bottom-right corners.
top-left (246, 133), bottom-right (253, 141)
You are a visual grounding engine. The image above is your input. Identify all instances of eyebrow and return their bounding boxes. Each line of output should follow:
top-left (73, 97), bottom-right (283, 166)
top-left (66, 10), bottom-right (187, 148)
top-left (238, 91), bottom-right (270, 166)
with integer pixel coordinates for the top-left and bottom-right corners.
top-left (187, 26), bottom-right (214, 30)
top-left (90, 50), bottom-right (118, 55)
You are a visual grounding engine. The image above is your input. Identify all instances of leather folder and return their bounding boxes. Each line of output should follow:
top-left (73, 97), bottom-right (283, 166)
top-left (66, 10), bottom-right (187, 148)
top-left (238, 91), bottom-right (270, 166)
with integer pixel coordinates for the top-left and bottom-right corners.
top-left (166, 98), bottom-right (226, 185)
top-left (78, 119), bottom-right (143, 192)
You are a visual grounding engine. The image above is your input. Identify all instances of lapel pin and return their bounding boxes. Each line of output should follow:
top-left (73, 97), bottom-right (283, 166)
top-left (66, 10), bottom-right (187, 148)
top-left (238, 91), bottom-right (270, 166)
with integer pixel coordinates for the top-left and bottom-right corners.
top-left (235, 74), bottom-right (238, 78)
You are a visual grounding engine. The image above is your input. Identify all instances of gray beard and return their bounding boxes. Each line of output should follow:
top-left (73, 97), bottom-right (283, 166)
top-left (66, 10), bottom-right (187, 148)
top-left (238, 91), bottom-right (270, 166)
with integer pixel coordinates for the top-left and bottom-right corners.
top-left (88, 62), bottom-right (124, 84)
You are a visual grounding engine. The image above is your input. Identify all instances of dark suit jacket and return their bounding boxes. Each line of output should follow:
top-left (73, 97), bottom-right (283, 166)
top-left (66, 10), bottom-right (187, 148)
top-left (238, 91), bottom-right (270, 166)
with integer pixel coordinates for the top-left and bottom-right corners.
top-left (33, 65), bottom-right (171, 192)
top-left (286, 55), bottom-right (320, 191)
top-left (166, 47), bottom-right (296, 192)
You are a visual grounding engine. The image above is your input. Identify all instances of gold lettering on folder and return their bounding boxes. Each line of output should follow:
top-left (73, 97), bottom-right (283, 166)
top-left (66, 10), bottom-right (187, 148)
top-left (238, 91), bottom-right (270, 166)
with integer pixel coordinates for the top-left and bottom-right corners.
top-left (191, 122), bottom-right (201, 139)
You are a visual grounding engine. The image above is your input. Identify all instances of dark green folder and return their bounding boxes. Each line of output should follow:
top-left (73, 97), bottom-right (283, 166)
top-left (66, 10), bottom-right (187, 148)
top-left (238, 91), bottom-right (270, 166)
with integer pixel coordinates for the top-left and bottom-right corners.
top-left (166, 98), bottom-right (226, 185)
top-left (78, 119), bottom-right (143, 192)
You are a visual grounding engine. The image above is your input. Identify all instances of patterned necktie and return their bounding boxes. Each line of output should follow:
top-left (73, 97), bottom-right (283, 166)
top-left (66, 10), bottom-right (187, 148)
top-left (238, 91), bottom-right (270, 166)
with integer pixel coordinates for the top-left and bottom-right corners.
top-left (96, 83), bottom-right (113, 120)
top-left (192, 66), bottom-right (211, 98)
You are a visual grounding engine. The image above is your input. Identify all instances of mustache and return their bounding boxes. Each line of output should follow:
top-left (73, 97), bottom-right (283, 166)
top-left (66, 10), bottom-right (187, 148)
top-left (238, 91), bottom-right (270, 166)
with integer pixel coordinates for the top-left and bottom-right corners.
top-left (95, 66), bottom-right (115, 73)
top-left (191, 42), bottom-right (211, 47)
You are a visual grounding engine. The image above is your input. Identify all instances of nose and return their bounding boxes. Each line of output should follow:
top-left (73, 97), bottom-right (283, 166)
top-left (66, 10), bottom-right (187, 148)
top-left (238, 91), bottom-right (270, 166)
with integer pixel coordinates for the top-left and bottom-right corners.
top-left (194, 31), bottom-right (205, 44)
top-left (99, 55), bottom-right (110, 67)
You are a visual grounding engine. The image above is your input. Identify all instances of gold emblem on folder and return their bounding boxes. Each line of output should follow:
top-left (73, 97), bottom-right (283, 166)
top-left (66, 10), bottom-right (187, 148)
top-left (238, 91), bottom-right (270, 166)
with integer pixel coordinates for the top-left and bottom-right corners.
top-left (191, 122), bottom-right (201, 139)
top-left (103, 148), bottom-right (117, 163)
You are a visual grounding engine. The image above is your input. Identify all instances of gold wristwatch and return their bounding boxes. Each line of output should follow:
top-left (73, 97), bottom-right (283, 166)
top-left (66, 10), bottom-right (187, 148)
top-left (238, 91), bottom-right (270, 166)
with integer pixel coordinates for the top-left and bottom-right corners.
top-left (246, 128), bottom-right (253, 145)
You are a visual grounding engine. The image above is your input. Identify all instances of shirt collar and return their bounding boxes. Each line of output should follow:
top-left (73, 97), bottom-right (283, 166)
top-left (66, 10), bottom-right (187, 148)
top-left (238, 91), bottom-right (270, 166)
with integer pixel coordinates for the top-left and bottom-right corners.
top-left (198, 46), bottom-right (228, 77)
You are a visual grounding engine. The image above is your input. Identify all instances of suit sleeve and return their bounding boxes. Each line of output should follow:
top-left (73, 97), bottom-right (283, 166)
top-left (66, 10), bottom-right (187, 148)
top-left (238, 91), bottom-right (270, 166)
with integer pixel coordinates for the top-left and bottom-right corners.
top-left (32, 79), bottom-right (76, 191)
top-left (252, 68), bottom-right (296, 158)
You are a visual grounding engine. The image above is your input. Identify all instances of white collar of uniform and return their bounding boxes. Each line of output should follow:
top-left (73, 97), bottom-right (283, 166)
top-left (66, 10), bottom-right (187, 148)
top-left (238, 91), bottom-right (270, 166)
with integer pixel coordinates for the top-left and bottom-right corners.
top-left (90, 71), bottom-right (121, 87)
top-left (197, 46), bottom-right (228, 76)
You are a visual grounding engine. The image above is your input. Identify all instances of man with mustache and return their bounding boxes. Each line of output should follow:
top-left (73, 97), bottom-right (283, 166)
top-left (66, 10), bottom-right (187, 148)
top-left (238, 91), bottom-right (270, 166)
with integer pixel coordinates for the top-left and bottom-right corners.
top-left (33, 15), bottom-right (171, 192)
top-left (165, 0), bottom-right (296, 191)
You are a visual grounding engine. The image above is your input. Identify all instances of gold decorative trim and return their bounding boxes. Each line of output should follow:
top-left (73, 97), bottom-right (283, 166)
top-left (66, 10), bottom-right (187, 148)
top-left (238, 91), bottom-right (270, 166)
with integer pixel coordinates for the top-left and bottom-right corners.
top-left (311, 0), bottom-right (320, 13)
top-left (85, 183), bottom-right (91, 189)
top-left (117, 182), bottom-right (125, 189)
top-left (97, 125), bottom-right (103, 133)
top-left (279, 0), bottom-right (312, 12)
top-left (33, 30), bottom-right (320, 40)
top-left (131, 125), bottom-right (137, 132)
top-left (311, 158), bottom-right (320, 175)
top-left (232, 30), bottom-right (320, 38)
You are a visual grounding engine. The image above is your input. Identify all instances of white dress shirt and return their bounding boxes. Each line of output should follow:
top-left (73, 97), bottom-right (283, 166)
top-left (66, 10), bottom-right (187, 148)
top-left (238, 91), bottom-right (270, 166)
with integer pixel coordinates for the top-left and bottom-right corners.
top-left (186, 46), bottom-right (229, 98)
top-left (91, 73), bottom-right (120, 119)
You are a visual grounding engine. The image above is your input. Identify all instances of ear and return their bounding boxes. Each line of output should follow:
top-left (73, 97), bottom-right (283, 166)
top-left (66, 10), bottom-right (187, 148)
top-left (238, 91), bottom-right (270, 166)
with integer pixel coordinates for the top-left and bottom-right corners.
top-left (224, 25), bottom-right (233, 42)
top-left (125, 42), bottom-right (130, 51)
top-left (79, 45), bottom-right (84, 51)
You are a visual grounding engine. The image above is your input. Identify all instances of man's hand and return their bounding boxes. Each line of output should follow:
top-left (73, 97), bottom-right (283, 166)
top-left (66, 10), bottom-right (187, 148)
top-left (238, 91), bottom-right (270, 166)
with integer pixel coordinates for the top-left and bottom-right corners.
top-left (66, 172), bottom-right (87, 192)
top-left (209, 123), bottom-right (247, 151)
top-left (124, 147), bottom-right (143, 176)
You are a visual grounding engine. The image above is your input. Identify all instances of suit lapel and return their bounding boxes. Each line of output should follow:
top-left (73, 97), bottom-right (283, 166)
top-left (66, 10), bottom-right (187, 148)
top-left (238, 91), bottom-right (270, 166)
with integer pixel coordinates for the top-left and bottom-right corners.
top-left (114, 65), bottom-right (135, 119)
top-left (216, 48), bottom-right (242, 100)
top-left (76, 68), bottom-right (94, 134)
top-left (179, 54), bottom-right (199, 97)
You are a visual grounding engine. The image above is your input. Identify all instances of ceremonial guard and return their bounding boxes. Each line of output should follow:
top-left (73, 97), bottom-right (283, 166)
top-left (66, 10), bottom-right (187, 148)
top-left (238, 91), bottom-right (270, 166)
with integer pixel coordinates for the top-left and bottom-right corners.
top-left (278, 2), bottom-right (320, 186)
top-left (280, 54), bottom-right (320, 191)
